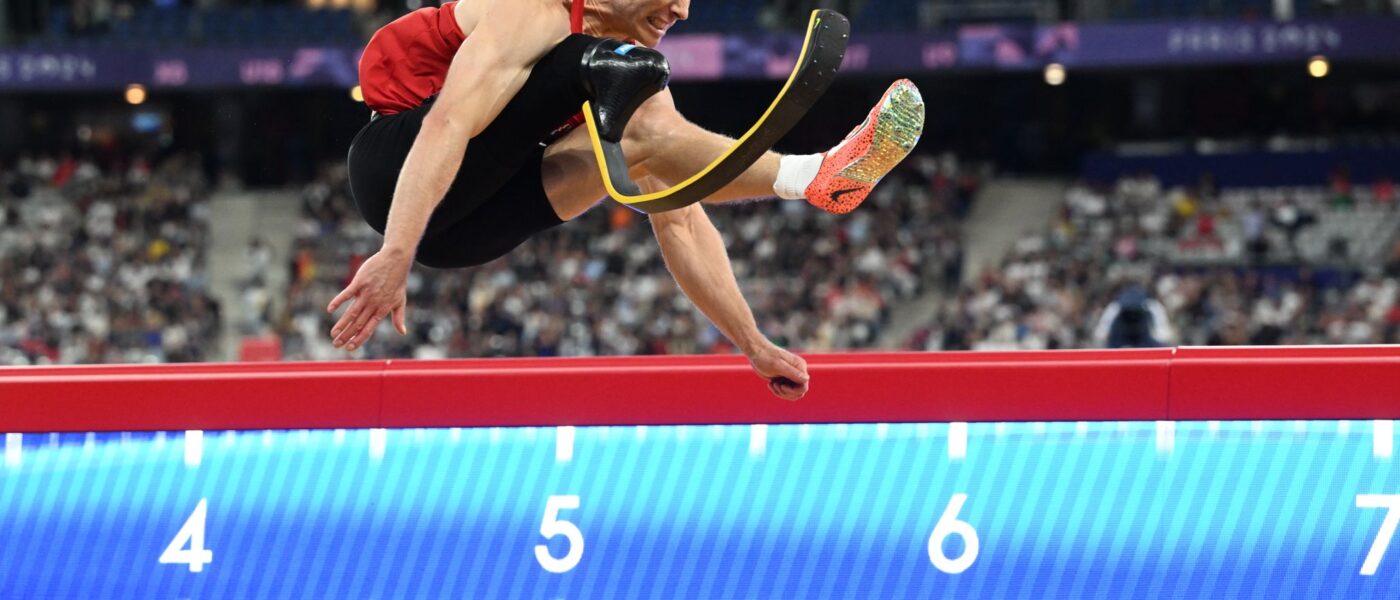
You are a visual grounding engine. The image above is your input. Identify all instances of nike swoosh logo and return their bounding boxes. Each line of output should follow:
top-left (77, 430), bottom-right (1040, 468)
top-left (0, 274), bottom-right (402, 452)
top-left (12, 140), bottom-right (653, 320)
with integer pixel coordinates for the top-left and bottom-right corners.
top-left (831, 187), bottom-right (863, 203)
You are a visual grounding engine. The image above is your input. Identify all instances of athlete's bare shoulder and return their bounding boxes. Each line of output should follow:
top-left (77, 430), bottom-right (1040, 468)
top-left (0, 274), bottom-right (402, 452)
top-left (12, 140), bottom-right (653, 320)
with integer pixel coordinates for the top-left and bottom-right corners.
top-left (432, 0), bottom-right (574, 131)
top-left (454, 0), bottom-right (571, 39)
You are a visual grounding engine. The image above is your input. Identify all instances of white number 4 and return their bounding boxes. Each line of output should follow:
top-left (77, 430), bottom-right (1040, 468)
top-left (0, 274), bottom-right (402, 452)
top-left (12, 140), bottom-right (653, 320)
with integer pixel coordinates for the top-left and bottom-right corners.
top-left (159, 499), bottom-right (213, 573)
top-left (1357, 494), bottom-right (1400, 576)
top-left (928, 493), bottom-right (979, 574)
top-left (535, 495), bottom-right (584, 574)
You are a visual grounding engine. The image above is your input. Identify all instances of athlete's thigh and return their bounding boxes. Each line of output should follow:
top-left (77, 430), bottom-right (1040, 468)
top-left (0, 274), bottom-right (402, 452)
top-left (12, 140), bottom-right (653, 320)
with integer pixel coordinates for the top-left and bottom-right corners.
top-left (540, 126), bottom-right (608, 221)
top-left (542, 124), bottom-right (676, 220)
top-left (415, 151), bottom-right (564, 270)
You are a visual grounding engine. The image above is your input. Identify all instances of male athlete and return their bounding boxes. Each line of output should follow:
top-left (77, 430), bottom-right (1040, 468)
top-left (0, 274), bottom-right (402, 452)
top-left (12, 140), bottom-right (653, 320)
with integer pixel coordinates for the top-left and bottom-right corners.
top-left (327, 0), bottom-right (925, 401)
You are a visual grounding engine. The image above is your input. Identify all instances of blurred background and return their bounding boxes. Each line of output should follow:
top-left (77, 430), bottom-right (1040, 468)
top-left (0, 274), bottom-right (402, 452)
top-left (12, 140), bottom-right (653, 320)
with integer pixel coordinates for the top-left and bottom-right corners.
top-left (0, 0), bottom-right (1397, 364)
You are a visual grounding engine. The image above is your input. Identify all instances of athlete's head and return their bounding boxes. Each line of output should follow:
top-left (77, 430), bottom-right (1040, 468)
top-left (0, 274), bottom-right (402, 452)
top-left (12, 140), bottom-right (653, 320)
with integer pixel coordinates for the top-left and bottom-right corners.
top-left (585, 0), bottom-right (690, 48)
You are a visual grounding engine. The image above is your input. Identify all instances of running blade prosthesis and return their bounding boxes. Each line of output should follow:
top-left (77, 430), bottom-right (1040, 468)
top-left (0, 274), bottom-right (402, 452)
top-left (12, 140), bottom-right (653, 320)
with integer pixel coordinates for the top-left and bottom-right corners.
top-left (583, 9), bottom-right (850, 214)
top-left (805, 79), bottom-right (926, 215)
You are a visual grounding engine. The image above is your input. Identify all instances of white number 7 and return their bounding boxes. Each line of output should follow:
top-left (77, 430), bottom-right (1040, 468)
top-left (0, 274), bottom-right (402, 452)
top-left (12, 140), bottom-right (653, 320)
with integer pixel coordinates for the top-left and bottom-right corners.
top-left (1357, 494), bottom-right (1400, 576)
top-left (535, 495), bottom-right (583, 573)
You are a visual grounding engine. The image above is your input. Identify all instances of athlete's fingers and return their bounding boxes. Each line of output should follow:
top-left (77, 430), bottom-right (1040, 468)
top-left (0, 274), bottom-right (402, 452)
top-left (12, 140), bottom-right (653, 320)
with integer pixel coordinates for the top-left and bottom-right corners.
top-left (769, 353), bottom-right (807, 384)
top-left (784, 352), bottom-right (810, 383)
top-left (332, 301), bottom-right (368, 347)
top-left (329, 287), bottom-right (361, 341)
top-left (787, 378), bottom-right (809, 400)
top-left (769, 377), bottom-right (807, 401)
top-left (340, 302), bottom-right (380, 349)
top-left (392, 305), bottom-right (407, 335)
top-left (331, 308), bottom-right (354, 343)
top-left (327, 284), bottom-right (358, 314)
top-left (347, 313), bottom-right (383, 351)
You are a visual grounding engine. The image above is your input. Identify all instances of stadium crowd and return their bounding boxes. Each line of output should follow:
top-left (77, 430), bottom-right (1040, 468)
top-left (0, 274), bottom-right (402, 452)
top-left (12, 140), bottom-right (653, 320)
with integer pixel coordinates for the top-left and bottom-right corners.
top-left (275, 153), bottom-right (973, 360)
top-left (0, 153), bottom-right (221, 365)
top-left (907, 172), bottom-right (1400, 351)
top-left (3, 147), bottom-right (1397, 364)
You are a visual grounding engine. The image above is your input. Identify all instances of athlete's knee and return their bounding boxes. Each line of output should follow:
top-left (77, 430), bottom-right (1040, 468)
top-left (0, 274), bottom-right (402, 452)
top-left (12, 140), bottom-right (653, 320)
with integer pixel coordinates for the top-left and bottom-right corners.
top-left (622, 89), bottom-right (686, 150)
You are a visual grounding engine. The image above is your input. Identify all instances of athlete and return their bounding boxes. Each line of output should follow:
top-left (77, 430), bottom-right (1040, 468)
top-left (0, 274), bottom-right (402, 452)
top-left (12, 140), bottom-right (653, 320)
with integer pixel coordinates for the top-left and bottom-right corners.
top-left (327, 0), bottom-right (925, 401)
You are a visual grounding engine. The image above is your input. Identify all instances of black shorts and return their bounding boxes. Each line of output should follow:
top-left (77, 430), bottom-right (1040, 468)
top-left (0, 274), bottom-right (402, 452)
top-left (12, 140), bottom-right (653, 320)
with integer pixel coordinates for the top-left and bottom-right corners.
top-left (346, 34), bottom-right (597, 269)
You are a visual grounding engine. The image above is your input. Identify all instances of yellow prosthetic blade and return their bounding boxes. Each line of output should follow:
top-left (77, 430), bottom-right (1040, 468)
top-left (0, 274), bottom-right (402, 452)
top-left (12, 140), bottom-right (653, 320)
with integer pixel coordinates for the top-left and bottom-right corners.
top-left (584, 9), bottom-right (850, 214)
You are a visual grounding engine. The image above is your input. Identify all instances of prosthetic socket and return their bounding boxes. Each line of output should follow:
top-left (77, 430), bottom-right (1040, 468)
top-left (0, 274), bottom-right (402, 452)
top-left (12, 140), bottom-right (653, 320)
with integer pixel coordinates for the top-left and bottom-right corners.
top-left (578, 38), bottom-right (671, 144)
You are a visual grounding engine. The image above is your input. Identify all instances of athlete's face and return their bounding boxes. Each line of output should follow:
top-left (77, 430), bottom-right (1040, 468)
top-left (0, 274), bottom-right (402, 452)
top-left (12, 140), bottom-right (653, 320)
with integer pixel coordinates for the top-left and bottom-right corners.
top-left (612, 0), bottom-right (688, 47)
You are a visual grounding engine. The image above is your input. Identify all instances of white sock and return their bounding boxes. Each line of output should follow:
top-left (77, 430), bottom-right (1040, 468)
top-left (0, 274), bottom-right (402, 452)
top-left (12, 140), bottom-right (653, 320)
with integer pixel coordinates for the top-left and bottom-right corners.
top-left (772, 153), bottom-right (823, 200)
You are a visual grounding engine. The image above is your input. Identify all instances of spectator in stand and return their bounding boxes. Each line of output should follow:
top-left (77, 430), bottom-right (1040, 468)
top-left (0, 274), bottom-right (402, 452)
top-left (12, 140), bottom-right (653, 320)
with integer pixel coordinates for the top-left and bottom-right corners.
top-left (1389, 240), bottom-right (1400, 278)
top-left (1374, 177), bottom-right (1396, 205)
top-left (1094, 284), bottom-right (1173, 348)
top-left (1330, 165), bottom-right (1355, 209)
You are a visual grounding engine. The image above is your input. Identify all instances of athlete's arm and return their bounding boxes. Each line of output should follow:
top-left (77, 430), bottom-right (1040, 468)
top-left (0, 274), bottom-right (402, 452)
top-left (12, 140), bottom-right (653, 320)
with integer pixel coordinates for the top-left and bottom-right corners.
top-left (380, 0), bottom-right (568, 257)
top-left (328, 0), bottom-right (570, 352)
top-left (650, 202), bottom-right (811, 401)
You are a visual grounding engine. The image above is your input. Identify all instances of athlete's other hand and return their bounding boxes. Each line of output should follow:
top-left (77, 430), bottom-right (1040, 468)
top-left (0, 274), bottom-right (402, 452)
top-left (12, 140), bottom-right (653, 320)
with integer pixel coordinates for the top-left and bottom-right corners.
top-left (747, 342), bottom-right (810, 401)
top-left (327, 247), bottom-right (411, 352)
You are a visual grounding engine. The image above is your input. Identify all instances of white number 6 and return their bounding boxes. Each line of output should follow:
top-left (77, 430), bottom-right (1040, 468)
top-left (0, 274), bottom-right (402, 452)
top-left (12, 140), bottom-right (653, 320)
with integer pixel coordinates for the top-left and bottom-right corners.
top-left (535, 495), bottom-right (584, 573)
top-left (928, 493), bottom-right (979, 574)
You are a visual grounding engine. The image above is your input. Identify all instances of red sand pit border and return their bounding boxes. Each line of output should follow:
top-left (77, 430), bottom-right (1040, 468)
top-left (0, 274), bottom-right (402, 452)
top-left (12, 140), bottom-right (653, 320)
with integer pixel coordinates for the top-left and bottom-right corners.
top-left (1, 347), bottom-right (1397, 432)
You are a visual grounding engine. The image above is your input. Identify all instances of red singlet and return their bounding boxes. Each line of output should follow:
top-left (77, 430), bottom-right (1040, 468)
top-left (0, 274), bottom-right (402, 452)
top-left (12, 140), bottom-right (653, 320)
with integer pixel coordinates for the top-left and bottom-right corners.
top-left (359, 1), bottom-right (587, 118)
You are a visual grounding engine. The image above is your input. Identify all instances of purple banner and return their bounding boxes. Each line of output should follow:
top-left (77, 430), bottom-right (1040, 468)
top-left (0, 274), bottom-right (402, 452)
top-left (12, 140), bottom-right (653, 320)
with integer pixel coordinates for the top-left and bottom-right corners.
top-left (0, 46), bottom-right (364, 90)
top-left (1, 17), bottom-right (1397, 90)
top-left (836, 18), bottom-right (1400, 73)
top-left (655, 35), bottom-right (725, 80)
top-left (1062, 18), bottom-right (1400, 67)
top-left (0, 52), bottom-right (122, 88)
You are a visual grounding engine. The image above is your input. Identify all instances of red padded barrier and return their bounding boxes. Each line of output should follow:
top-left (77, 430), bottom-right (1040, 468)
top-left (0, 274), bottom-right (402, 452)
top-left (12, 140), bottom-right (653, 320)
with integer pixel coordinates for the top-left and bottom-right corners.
top-left (1170, 346), bottom-right (1400, 420)
top-left (0, 347), bottom-right (1396, 432)
top-left (0, 362), bottom-right (383, 432)
top-left (379, 349), bottom-right (1172, 427)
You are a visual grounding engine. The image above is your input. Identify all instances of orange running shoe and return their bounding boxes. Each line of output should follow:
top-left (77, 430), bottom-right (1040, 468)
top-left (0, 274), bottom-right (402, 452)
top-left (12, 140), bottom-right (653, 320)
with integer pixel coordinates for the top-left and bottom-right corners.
top-left (806, 79), bottom-right (925, 215)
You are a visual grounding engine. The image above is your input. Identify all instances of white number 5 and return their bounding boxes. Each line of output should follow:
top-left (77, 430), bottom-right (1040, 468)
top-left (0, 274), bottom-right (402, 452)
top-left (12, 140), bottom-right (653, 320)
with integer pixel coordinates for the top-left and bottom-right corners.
top-left (1357, 494), bottom-right (1400, 576)
top-left (535, 495), bottom-right (584, 573)
top-left (928, 493), bottom-right (979, 574)
top-left (159, 499), bottom-right (213, 573)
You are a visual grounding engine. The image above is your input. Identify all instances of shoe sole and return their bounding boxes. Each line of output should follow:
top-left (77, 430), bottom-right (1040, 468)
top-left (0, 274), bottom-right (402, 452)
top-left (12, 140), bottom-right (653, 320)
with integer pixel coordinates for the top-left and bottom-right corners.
top-left (837, 81), bottom-right (925, 185)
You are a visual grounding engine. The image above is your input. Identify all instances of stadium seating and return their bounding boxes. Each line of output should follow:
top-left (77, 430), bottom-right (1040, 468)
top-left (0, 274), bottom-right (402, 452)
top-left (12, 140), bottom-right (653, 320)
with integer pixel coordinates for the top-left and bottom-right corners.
top-left (906, 172), bottom-right (1400, 351)
top-left (0, 154), bottom-right (222, 364)
top-left (31, 5), bottom-right (359, 49)
top-left (19, 0), bottom-right (1397, 51)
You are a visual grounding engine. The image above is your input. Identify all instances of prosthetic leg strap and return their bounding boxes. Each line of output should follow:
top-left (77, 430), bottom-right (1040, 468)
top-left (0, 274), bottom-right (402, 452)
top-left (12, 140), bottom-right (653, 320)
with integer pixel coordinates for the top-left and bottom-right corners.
top-left (583, 9), bottom-right (850, 214)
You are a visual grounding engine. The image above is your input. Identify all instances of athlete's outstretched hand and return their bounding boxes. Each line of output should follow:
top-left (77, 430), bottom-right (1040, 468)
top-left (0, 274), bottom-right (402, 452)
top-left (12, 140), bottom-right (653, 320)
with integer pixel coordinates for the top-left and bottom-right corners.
top-left (747, 342), bottom-right (810, 401)
top-left (327, 247), bottom-right (411, 352)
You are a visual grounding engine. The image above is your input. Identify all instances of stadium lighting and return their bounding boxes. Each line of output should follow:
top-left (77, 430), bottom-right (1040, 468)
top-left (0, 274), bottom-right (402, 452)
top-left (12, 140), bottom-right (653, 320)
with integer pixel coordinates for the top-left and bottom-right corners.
top-left (1308, 56), bottom-right (1330, 78)
top-left (350, 85), bottom-right (364, 103)
top-left (1044, 63), bottom-right (1066, 86)
top-left (124, 84), bottom-right (147, 105)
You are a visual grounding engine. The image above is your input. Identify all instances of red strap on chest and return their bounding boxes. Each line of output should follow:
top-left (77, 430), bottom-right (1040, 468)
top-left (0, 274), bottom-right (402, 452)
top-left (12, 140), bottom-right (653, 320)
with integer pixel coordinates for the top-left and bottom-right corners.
top-left (570, 0), bottom-right (584, 34)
